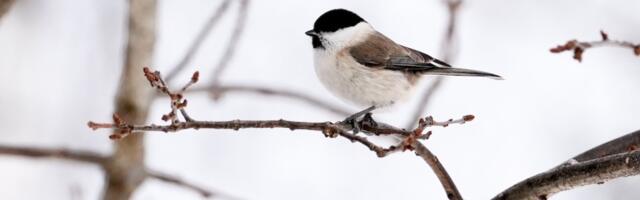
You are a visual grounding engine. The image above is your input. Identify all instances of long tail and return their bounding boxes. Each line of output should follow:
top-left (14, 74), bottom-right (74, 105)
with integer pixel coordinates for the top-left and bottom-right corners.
top-left (420, 66), bottom-right (503, 80)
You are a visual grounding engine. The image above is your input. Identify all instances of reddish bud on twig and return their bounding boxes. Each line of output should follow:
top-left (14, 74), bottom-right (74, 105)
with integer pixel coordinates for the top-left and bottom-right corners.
top-left (414, 118), bottom-right (427, 134)
top-left (109, 134), bottom-right (123, 140)
top-left (634, 46), bottom-right (640, 56)
top-left (425, 131), bottom-right (433, 140)
top-left (87, 121), bottom-right (117, 130)
top-left (179, 99), bottom-right (188, 108)
top-left (573, 47), bottom-right (584, 62)
top-left (191, 71), bottom-right (200, 83)
top-left (87, 121), bottom-right (99, 130)
top-left (550, 40), bottom-right (577, 53)
top-left (112, 113), bottom-right (123, 125)
top-left (463, 115), bottom-right (475, 122)
top-left (143, 67), bottom-right (158, 84)
top-left (600, 30), bottom-right (609, 41)
top-left (322, 127), bottom-right (338, 138)
top-left (169, 94), bottom-right (179, 100)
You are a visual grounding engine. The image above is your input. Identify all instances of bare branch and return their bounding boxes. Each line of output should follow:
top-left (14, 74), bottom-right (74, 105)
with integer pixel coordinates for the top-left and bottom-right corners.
top-left (165, 0), bottom-right (233, 83)
top-left (493, 150), bottom-right (640, 200)
top-left (209, 0), bottom-right (250, 85)
top-left (91, 119), bottom-right (393, 155)
top-left (0, 145), bottom-right (108, 165)
top-left (556, 129), bottom-right (640, 168)
top-left (413, 142), bottom-right (462, 200)
top-left (90, 115), bottom-right (472, 157)
top-left (550, 30), bottom-right (640, 62)
top-left (187, 84), bottom-right (351, 116)
top-left (146, 169), bottom-right (214, 198)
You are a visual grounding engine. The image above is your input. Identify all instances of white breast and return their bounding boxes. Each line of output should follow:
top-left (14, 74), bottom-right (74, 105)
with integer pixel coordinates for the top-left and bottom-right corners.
top-left (313, 48), bottom-right (414, 109)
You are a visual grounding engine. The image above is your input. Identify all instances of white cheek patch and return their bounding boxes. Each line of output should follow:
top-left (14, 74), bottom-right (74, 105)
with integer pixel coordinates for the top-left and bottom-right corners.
top-left (321, 22), bottom-right (374, 50)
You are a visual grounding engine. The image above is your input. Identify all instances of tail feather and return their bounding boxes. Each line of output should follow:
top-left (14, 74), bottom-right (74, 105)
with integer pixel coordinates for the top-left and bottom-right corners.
top-left (420, 67), bottom-right (503, 80)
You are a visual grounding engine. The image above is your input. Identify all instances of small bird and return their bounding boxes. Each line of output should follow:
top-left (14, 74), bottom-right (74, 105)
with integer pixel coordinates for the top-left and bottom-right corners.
top-left (306, 9), bottom-right (501, 130)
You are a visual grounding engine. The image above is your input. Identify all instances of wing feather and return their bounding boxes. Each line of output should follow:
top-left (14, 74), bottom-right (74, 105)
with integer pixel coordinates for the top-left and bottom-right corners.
top-left (348, 32), bottom-right (501, 79)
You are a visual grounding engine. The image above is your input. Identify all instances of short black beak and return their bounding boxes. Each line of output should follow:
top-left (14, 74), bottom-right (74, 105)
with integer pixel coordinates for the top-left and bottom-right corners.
top-left (305, 30), bottom-right (318, 37)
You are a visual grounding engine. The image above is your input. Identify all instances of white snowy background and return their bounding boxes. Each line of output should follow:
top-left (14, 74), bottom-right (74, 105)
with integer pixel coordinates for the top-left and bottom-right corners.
top-left (1, 0), bottom-right (639, 199)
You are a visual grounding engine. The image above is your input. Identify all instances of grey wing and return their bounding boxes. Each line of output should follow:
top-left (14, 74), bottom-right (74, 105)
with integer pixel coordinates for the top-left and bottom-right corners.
top-left (384, 46), bottom-right (452, 71)
top-left (348, 33), bottom-right (449, 71)
top-left (349, 33), bottom-right (501, 79)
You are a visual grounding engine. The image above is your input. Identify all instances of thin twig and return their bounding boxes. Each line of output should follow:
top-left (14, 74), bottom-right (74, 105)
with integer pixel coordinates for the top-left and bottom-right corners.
top-left (165, 0), bottom-right (233, 83)
top-left (186, 84), bottom-right (351, 116)
top-left (209, 0), bottom-right (250, 86)
top-left (146, 169), bottom-right (214, 198)
top-left (493, 150), bottom-right (640, 200)
top-left (550, 30), bottom-right (640, 62)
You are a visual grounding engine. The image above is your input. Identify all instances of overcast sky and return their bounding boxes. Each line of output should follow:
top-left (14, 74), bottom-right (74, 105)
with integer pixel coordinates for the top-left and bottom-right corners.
top-left (1, 0), bottom-right (639, 199)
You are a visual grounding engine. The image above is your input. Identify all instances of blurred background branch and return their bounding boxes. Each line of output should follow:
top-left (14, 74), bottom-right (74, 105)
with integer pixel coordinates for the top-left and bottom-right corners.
top-left (0, 0), bottom-right (15, 22)
top-left (209, 0), bottom-right (250, 86)
top-left (0, 145), bottom-right (215, 198)
top-left (189, 84), bottom-right (351, 116)
top-left (165, 0), bottom-right (233, 83)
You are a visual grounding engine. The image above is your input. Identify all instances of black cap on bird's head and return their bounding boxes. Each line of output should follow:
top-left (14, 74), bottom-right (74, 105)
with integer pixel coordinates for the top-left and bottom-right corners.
top-left (306, 9), bottom-right (366, 48)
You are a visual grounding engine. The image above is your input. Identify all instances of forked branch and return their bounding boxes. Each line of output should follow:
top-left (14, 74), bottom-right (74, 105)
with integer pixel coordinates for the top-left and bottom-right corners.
top-left (89, 68), bottom-right (475, 199)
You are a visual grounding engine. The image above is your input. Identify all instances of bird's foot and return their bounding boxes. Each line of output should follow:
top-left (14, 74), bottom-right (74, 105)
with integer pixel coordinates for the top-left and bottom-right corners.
top-left (339, 106), bottom-right (377, 134)
top-left (361, 113), bottom-right (378, 129)
top-left (339, 115), bottom-right (361, 134)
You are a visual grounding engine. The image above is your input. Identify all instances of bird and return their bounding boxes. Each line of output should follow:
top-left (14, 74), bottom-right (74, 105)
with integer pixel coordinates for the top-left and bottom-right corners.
top-left (305, 9), bottom-right (501, 131)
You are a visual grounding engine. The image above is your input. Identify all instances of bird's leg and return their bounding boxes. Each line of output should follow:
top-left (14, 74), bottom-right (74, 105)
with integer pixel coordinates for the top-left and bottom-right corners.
top-left (361, 112), bottom-right (378, 129)
top-left (340, 106), bottom-right (376, 133)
